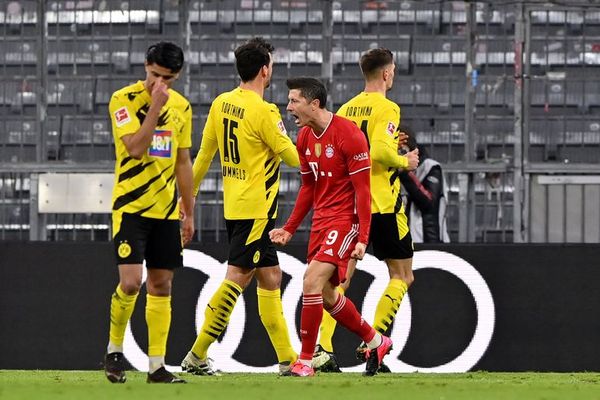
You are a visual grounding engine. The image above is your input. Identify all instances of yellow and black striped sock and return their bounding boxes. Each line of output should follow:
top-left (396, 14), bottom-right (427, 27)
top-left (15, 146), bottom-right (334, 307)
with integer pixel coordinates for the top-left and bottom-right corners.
top-left (191, 279), bottom-right (242, 360)
top-left (257, 287), bottom-right (297, 364)
top-left (373, 279), bottom-right (408, 334)
top-left (108, 285), bottom-right (138, 351)
top-left (319, 286), bottom-right (345, 353)
top-left (146, 294), bottom-right (172, 358)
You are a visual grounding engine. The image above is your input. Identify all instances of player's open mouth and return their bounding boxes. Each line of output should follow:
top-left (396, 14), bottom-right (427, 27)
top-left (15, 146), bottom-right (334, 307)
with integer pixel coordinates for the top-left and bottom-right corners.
top-left (291, 114), bottom-right (300, 124)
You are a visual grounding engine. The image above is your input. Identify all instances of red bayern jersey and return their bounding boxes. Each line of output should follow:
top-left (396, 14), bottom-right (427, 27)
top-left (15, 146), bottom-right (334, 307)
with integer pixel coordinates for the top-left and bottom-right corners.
top-left (284, 114), bottom-right (372, 242)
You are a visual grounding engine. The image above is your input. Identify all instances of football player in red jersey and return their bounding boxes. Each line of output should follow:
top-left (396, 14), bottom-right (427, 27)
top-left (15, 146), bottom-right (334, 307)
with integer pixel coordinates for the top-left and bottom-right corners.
top-left (270, 77), bottom-right (392, 377)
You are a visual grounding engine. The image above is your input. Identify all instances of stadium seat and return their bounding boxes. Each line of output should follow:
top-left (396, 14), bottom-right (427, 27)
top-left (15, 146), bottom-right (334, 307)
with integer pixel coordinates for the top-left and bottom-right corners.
top-left (476, 76), bottom-right (514, 107)
top-left (95, 77), bottom-right (136, 106)
top-left (1, 0), bottom-right (37, 33)
top-left (46, 116), bottom-right (61, 160)
top-left (0, 117), bottom-right (36, 162)
top-left (412, 36), bottom-right (466, 66)
top-left (474, 117), bottom-right (515, 160)
top-left (0, 40), bottom-right (37, 66)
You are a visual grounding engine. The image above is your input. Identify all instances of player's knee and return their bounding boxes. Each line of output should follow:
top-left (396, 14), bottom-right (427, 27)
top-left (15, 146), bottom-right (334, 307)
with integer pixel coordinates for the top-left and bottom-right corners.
top-left (119, 280), bottom-right (142, 295)
top-left (225, 266), bottom-right (254, 289)
top-left (321, 289), bottom-right (338, 309)
top-left (146, 277), bottom-right (172, 296)
top-left (256, 267), bottom-right (282, 290)
top-left (302, 272), bottom-right (322, 294)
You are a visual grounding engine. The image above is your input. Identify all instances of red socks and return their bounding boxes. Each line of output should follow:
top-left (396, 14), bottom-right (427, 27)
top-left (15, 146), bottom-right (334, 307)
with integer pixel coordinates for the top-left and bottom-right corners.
top-left (299, 293), bottom-right (376, 362)
top-left (328, 294), bottom-right (376, 343)
top-left (299, 294), bottom-right (323, 361)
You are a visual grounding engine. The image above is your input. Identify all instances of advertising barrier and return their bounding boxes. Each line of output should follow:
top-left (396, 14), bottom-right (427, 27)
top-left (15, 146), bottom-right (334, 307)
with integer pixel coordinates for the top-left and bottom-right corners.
top-left (1, 242), bottom-right (599, 372)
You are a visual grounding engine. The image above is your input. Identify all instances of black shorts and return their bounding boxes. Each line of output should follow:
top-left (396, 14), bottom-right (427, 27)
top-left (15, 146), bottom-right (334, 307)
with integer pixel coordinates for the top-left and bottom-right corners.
top-left (370, 212), bottom-right (414, 261)
top-left (226, 218), bottom-right (279, 268)
top-left (112, 212), bottom-right (183, 269)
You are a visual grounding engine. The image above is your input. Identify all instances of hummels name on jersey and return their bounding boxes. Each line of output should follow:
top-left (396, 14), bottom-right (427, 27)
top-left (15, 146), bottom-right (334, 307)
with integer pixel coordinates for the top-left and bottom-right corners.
top-left (222, 165), bottom-right (247, 180)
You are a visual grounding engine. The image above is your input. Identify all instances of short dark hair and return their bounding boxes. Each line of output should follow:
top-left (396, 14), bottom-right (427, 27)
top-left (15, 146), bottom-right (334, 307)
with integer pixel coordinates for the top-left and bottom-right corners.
top-left (359, 48), bottom-right (394, 80)
top-left (146, 41), bottom-right (184, 73)
top-left (234, 37), bottom-right (275, 82)
top-left (401, 125), bottom-right (417, 151)
top-left (286, 77), bottom-right (327, 109)
top-left (401, 125), bottom-right (428, 159)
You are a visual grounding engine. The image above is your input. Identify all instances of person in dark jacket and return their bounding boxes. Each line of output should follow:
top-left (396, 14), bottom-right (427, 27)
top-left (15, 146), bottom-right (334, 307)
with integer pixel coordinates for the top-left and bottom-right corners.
top-left (398, 128), bottom-right (450, 243)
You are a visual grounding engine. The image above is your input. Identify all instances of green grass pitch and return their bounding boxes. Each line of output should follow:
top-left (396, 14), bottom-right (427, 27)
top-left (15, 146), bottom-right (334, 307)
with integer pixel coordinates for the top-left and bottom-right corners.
top-left (1, 370), bottom-right (599, 400)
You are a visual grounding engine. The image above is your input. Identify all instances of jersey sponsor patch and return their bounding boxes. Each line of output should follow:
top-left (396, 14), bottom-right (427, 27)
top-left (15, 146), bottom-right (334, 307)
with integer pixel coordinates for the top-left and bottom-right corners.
top-left (114, 106), bottom-right (131, 127)
top-left (277, 120), bottom-right (287, 135)
top-left (353, 152), bottom-right (369, 161)
top-left (149, 130), bottom-right (173, 158)
top-left (386, 121), bottom-right (396, 136)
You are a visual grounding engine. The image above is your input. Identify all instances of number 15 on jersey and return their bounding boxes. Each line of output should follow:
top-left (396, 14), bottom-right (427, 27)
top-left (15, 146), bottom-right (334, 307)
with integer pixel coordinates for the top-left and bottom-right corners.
top-left (223, 117), bottom-right (240, 164)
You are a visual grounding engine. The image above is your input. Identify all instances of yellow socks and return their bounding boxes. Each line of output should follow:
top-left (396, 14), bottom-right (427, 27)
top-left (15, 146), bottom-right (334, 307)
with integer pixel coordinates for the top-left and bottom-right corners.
top-left (191, 279), bottom-right (242, 360)
top-left (373, 278), bottom-right (408, 334)
top-left (257, 287), bottom-right (297, 364)
top-left (108, 285), bottom-right (138, 352)
top-left (146, 294), bottom-right (172, 358)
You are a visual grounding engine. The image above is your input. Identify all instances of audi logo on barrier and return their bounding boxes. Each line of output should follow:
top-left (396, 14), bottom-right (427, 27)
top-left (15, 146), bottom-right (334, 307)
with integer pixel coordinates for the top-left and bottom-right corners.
top-left (124, 250), bottom-right (495, 373)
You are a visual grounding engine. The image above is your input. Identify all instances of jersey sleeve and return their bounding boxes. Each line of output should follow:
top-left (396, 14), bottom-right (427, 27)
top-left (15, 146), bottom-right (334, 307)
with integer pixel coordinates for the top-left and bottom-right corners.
top-left (297, 128), bottom-right (312, 176)
top-left (179, 101), bottom-right (193, 149)
top-left (192, 102), bottom-right (219, 196)
top-left (341, 123), bottom-right (371, 175)
top-left (369, 105), bottom-right (408, 169)
top-left (109, 93), bottom-right (141, 139)
top-left (283, 129), bottom-right (314, 234)
top-left (341, 123), bottom-right (371, 243)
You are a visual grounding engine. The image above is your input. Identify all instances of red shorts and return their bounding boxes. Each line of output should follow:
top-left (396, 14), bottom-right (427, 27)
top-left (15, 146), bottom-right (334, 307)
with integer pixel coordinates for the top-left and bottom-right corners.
top-left (307, 222), bottom-right (360, 286)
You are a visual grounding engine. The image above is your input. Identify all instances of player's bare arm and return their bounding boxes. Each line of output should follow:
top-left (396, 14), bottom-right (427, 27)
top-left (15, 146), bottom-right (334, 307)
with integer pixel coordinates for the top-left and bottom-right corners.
top-left (175, 148), bottom-right (195, 245)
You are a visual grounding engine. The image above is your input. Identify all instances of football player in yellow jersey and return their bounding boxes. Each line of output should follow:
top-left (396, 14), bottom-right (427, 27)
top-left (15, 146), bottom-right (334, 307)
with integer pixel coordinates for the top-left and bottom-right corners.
top-left (314, 48), bottom-right (420, 372)
top-left (104, 42), bottom-right (194, 384)
top-left (180, 37), bottom-right (300, 376)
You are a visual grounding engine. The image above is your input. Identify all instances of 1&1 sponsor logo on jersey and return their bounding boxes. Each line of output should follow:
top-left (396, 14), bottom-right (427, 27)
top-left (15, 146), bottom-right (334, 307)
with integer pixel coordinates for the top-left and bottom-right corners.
top-left (149, 130), bottom-right (172, 158)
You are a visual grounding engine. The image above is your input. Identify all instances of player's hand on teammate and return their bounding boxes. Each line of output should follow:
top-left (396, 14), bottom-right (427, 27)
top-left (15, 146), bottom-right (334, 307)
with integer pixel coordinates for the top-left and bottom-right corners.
top-left (398, 130), bottom-right (409, 148)
top-left (269, 228), bottom-right (292, 246)
top-left (350, 242), bottom-right (367, 260)
top-left (151, 77), bottom-right (170, 109)
top-left (405, 148), bottom-right (419, 171)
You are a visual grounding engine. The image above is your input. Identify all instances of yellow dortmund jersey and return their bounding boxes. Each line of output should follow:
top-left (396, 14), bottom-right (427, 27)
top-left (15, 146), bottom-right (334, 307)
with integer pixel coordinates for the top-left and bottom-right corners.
top-left (337, 92), bottom-right (408, 214)
top-left (193, 88), bottom-right (296, 220)
top-left (109, 80), bottom-right (192, 220)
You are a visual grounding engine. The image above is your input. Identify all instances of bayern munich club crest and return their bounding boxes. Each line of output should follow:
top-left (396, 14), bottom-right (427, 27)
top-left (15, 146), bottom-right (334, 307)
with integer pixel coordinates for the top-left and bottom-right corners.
top-left (325, 144), bottom-right (335, 158)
